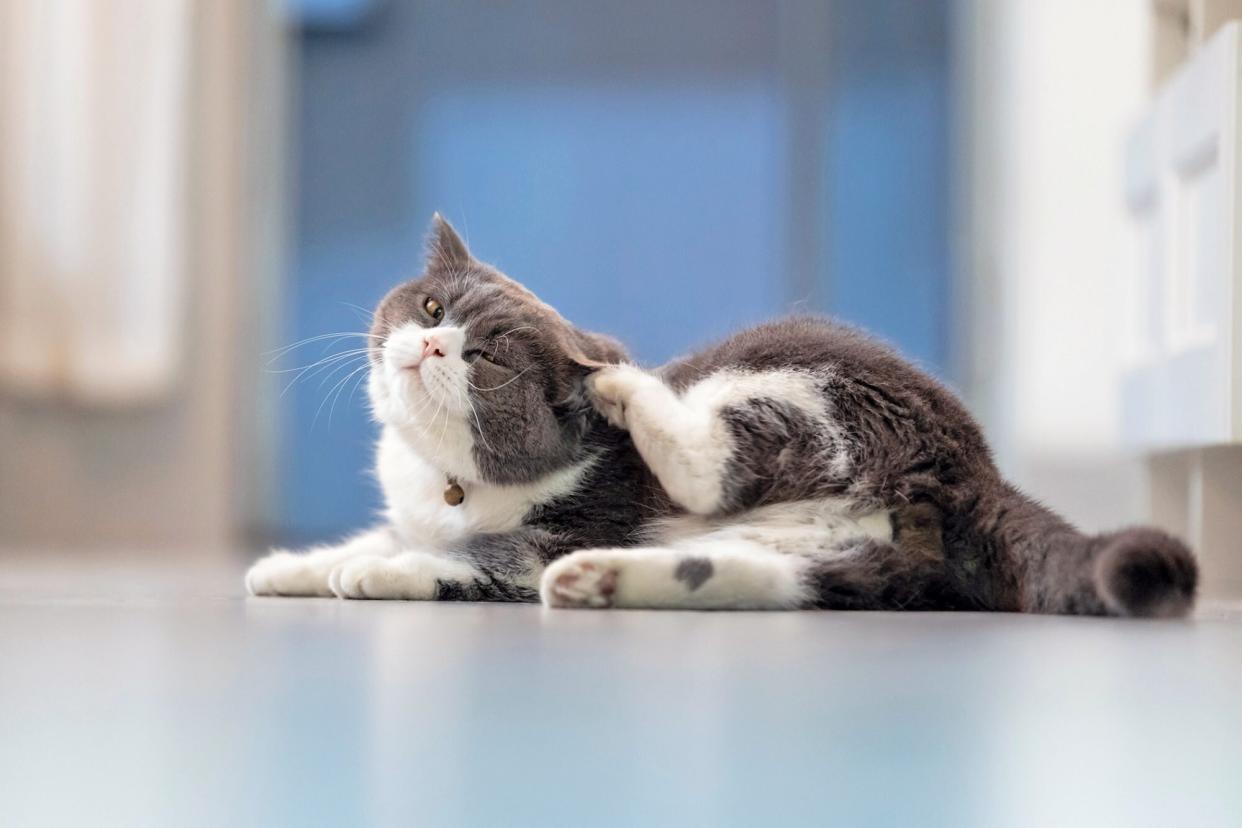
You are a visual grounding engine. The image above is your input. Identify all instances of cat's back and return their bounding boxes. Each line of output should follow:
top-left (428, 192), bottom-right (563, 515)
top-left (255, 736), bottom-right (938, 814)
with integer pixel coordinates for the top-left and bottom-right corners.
top-left (658, 315), bottom-right (990, 469)
top-left (661, 315), bottom-right (925, 387)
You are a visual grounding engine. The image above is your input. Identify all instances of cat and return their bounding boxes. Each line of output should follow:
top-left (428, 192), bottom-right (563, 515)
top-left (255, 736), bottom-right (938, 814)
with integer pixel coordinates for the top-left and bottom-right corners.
top-left (246, 214), bottom-right (1198, 616)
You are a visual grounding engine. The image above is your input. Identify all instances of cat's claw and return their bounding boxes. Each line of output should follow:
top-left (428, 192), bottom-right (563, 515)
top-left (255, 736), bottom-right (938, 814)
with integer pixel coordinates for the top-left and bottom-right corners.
top-left (541, 555), bottom-right (619, 609)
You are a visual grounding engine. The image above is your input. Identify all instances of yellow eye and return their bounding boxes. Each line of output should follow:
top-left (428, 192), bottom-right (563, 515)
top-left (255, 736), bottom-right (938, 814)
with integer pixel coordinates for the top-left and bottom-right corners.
top-left (424, 297), bottom-right (445, 321)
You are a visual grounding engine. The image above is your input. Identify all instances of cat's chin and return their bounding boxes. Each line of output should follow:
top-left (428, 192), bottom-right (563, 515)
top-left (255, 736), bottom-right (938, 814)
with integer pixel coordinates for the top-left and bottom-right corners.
top-left (369, 373), bottom-right (460, 430)
top-left (379, 411), bottom-right (480, 483)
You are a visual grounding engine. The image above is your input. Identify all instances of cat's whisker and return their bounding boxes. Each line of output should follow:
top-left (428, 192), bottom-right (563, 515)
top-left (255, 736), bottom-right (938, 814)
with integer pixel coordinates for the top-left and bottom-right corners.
top-left (268, 348), bottom-right (374, 375)
top-left (489, 325), bottom-right (536, 355)
top-left (431, 394), bottom-right (452, 457)
top-left (314, 354), bottom-right (369, 394)
top-left (493, 325), bottom-right (536, 341)
top-left (406, 390), bottom-right (438, 421)
top-left (271, 351), bottom-right (371, 397)
top-left (338, 302), bottom-right (377, 326)
top-left (310, 360), bottom-right (372, 430)
top-left (279, 358), bottom-right (346, 398)
top-left (416, 399), bottom-right (441, 440)
top-left (300, 354), bottom-right (366, 392)
top-left (278, 352), bottom-right (372, 398)
top-left (326, 362), bottom-right (372, 427)
top-left (266, 331), bottom-right (370, 355)
top-left (459, 385), bottom-right (494, 454)
top-left (467, 366), bottom-right (532, 393)
top-left (345, 363), bottom-right (371, 413)
top-left (265, 332), bottom-right (372, 363)
top-left (310, 369), bottom-right (352, 430)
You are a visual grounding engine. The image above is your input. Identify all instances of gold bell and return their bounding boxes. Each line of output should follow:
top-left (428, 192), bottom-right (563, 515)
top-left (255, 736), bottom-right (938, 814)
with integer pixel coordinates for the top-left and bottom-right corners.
top-left (443, 481), bottom-right (465, 506)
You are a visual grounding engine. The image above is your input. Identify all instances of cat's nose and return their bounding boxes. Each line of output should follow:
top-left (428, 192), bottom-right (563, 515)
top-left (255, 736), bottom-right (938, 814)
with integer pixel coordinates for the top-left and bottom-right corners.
top-left (422, 333), bottom-right (446, 360)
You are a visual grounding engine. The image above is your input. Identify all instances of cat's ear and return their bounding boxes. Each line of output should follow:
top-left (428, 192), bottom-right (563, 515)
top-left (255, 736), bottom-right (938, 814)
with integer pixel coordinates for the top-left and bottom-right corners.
top-left (568, 329), bottom-right (629, 374)
top-left (558, 329), bottom-right (628, 429)
top-left (425, 212), bottom-right (473, 270)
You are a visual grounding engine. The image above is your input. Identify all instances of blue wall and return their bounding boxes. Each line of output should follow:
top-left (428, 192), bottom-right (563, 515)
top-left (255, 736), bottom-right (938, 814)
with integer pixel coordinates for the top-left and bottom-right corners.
top-left (827, 0), bottom-right (951, 376)
top-left (278, 0), bottom-right (950, 542)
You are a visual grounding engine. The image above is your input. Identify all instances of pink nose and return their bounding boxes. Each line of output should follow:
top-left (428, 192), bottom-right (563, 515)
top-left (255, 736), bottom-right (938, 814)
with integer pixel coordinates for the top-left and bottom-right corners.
top-left (422, 334), bottom-right (446, 360)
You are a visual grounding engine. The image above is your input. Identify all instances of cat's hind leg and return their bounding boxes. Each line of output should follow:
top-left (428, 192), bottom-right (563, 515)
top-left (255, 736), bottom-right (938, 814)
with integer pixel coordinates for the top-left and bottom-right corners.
top-left (541, 506), bottom-right (946, 611)
top-left (245, 527), bottom-right (401, 596)
top-left (589, 364), bottom-right (839, 516)
top-left (541, 542), bottom-right (813, 610)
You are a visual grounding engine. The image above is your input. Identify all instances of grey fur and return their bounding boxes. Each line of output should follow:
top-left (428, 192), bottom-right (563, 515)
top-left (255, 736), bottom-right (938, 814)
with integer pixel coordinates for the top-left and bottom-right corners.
top-left (369, 216), bottom-right (1197, 617)
top-left (674, 557), bottom-right (714, 591)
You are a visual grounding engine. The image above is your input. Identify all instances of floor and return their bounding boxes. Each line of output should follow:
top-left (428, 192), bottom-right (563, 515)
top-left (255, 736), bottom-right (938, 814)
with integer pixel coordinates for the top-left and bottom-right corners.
top-left (2, 552), bottom-right (1241, 828)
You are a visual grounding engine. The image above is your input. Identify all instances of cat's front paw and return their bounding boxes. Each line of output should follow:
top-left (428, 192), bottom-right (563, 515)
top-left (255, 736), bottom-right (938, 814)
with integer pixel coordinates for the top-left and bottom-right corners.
top-left (587, 364), bottom-right (656, 429)
top-left (245, 550), bottom-right (333, 597)
top-left (541, 553), bottom-right (620, 609)
top-left (329, 554), bottom-right (438, 600)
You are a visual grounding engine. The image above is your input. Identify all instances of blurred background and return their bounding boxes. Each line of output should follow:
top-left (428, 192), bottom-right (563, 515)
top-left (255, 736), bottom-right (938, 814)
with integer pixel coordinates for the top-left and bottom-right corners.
top-left (1, 0), bottom-right (1238, 595)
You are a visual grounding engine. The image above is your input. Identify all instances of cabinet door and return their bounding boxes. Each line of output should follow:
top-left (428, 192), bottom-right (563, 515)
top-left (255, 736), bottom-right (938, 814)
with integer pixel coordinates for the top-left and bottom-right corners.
top-left (1124, 22), bottom-right (1240, 449)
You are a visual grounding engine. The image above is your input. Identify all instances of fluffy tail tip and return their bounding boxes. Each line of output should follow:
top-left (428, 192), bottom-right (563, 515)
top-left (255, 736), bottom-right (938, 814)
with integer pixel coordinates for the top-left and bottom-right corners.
top-left (1095, 527), bottom-right (1197, 618)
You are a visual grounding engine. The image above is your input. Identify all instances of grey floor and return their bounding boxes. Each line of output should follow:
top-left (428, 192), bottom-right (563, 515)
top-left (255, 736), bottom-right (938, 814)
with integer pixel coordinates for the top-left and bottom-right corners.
top-left (2, 552), bottom-right (1241, 828)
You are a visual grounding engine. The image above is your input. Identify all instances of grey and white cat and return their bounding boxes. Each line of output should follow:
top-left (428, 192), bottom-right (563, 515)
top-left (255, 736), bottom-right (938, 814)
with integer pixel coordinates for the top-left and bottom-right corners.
top-left (247, 215), bottom-right (1197, 616)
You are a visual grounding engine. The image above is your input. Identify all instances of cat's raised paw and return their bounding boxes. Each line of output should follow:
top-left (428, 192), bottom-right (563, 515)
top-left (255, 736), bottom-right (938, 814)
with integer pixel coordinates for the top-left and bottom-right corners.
top-left (586, 364), bottom-right (656, 429)
top-left (246, 551), bottom-right (335, 597)
top-left (541, 554), bottom-right (619, 609)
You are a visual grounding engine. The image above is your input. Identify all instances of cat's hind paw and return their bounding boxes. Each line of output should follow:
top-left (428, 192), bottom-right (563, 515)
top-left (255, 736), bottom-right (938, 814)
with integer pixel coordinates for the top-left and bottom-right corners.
top-left (586, 364), bottom-right (657, 430)
top-left (245, 550), bottom-right (334, 597)
top-left (541, 553), bottom-right (620, 609)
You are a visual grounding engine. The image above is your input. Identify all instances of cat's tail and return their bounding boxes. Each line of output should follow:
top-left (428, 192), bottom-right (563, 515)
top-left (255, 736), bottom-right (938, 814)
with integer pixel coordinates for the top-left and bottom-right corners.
top-left (980, 484), bottom-right (1198, 618)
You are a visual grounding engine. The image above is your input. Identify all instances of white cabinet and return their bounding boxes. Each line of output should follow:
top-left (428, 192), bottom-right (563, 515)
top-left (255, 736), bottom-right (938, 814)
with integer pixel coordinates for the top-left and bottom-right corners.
top-left (1124, 22), bottom-right (1242, 448)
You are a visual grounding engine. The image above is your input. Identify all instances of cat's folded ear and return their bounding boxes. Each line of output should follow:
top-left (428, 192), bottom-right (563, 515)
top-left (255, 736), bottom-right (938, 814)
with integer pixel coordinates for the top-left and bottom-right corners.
top-left (567, 329), bottom-right (629, 374)
top-left (425, 212), bottom-right (473, 271)
top-left (557, 329), bottom-right (629, 430)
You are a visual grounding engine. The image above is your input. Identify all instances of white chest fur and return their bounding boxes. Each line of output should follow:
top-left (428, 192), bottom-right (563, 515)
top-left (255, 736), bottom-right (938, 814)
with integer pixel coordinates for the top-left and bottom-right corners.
top-left (375, 426), bottom-right (593, 548)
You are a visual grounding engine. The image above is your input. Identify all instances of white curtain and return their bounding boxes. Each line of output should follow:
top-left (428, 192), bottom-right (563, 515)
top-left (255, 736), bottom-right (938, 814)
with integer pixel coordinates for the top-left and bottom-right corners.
top-left (0, 0), bottom-right (191, 404)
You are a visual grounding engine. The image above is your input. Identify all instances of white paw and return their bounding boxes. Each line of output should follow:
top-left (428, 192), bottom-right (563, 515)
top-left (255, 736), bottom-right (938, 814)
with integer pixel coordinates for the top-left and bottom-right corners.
top-left (245, 550), bottom-right (333, 597)
top-left (328, 554), bottom-right (438, 600)
top-left (587, 364), bottom-right (656, 429)
top-left (541, 552), bottom-right (620, 609)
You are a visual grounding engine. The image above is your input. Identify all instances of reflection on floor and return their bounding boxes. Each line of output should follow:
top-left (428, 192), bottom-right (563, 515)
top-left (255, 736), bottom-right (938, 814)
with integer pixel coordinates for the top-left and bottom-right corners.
top-left (2, 551), bottom-right (1240, 827)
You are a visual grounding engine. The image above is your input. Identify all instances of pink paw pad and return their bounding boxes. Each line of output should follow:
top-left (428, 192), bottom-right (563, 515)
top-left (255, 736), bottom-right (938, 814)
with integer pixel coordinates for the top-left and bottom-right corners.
top-left (549, 561), bottom-right (619, 609)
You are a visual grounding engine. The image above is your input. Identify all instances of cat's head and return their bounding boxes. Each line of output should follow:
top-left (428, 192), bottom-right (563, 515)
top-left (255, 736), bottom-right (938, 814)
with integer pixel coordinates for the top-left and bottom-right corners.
top-left (367, 214), bottom-right (627, 484)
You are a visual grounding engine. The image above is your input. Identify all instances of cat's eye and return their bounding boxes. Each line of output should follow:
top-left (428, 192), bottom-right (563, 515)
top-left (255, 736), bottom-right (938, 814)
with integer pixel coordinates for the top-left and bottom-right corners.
top-left (424, 297), bottom-right (445, 322)
top-left (463, 348), bottom-right (502, 367)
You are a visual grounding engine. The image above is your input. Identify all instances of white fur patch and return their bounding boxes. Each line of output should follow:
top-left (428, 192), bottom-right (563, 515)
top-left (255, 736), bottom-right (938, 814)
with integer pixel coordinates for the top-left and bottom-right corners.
top-left (652, 497), bottom-right (892, 551)
top-left (376, 425), bottom-right (596, 549)
top-left (370, 322), bottom-right (480, 481)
